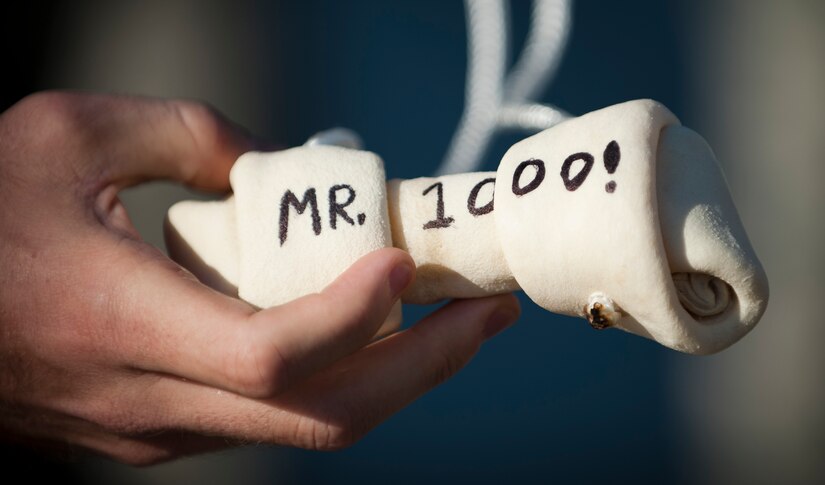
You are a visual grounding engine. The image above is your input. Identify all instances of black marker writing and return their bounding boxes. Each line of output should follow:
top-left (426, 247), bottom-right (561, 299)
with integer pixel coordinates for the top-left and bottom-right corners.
top-left (603, 140), bottom-right (620, 193)
top-left (279, 188), bottom-right (321, 246)
top-left (560, 152), bottom-right (594, 191)
top-left (422, 181), bottom-right (455, 229)
top-left (328, 184), bottom-right (358, 229)
top-left (512, 159), bottom-right (546, 196)
top-left (467, 177), bottom-right (496, 216)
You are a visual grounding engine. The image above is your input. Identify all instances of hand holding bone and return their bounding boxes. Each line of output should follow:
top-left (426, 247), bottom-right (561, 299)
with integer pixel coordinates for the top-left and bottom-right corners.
top-left (0, 92), bottom-right (519, 464)
top-left (169, 100), bottom-right (769, 354)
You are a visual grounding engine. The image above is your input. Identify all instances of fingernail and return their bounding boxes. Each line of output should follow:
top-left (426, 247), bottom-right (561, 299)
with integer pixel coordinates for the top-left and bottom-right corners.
top-left (389, 262), bottom-right (414, 297)
top-left (483, 308), bottom-right (519, 340)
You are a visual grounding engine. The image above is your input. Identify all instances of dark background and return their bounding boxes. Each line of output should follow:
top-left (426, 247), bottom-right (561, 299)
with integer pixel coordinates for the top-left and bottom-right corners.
top-left (3, 1), bottom-right (822, 484)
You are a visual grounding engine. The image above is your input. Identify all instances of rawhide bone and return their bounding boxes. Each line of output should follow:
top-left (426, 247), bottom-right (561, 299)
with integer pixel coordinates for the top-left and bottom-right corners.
top-left (166, 100), bottom-right (769, 354)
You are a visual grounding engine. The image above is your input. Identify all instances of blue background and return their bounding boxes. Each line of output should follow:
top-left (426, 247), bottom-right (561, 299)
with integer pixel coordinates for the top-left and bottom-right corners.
top-left (0, 1), bottom-right (702, 483)
top-left (259, 1), bottom-right (689, 483)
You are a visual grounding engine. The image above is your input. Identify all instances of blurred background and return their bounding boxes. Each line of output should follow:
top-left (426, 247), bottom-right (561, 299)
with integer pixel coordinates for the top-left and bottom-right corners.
top-left (2, 0), bottom-right (823, 483)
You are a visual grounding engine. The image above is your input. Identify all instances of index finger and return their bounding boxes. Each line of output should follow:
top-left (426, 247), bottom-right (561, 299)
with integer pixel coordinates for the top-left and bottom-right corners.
top-left (10, 91), bottom-right (263, 190)
top-left (104, 294), bottom-right (521, 452)
top-left (104, 239), bottom-right (414, 399)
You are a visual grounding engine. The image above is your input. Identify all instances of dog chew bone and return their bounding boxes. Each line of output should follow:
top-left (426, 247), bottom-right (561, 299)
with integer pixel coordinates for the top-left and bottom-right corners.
top-left (165, 100), bottom-right (768, 354)
top-left (166, 146), bottom-right (402, 335)
top-left (387, 173), bottom-right (519, 303)
top-left (494, 100), bottom-right (768, 354)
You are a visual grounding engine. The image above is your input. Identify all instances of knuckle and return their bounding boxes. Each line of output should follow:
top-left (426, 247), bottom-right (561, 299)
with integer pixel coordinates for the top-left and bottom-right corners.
top-left (229, 334), bottom-right (290, 397)
top-left (302, 410), bottom-right (362, 452)
top-left (2, 91), bottom-right (102, 183)
top-left (285, 399), bottom-right (370, 452)
top-left (410, 327), bottom-right (471, 388)
top-left (173, 100), bottom-right (218, 129)
top-left (14, 90), bottom-right (71, 113)
top-left (11, 91), bottom-right (84, 137)
top-left (168, 99), bottom-right (236, 183)
top-left (315, 425), bottom-right (357, 452)
top-left (432, 348), bottom-right (464, 387)
top-left (170, 100), bottom-right (225, 150)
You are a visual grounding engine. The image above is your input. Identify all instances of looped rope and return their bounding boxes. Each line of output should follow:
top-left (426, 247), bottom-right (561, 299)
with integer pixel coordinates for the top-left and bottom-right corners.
top-left (436, 0), bottom-right (572, 175)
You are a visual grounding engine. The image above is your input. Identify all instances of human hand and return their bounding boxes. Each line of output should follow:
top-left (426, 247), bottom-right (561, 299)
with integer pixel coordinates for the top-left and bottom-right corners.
top-left (0, 92), bottom-right (520, 465)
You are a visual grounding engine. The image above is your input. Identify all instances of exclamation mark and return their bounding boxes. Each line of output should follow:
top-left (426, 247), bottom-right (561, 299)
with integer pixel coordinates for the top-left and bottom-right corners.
top-left (604, 140), bottom-right (620, 193)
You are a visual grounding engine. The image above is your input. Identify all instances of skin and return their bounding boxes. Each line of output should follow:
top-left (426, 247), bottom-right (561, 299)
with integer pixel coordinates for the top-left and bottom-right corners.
top-left (0, 92), bottom-right (520, 465)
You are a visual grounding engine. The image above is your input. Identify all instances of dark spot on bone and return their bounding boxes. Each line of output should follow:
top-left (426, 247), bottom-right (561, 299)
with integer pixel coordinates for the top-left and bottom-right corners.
top-left (605, 181), bottom-right (616, 193)
top-left (585, 302), bottom-right (613, 330)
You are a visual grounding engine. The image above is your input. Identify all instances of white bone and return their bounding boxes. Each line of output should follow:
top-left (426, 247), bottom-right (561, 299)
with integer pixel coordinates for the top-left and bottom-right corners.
top-left (495, 100), bottom-right (767, 354)
top-left (165, 100), bottom-right (768, 354)
top-left (387, 173), bottom-right (518, 304)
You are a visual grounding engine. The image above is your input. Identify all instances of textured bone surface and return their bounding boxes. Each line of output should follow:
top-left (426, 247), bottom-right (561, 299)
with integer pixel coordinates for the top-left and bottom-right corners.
top-left (165, 100), bottom-right (768, 354)
top-left (166, 197), bottom-right (239, 297)
top-left (230, 146), bottom-right (393, 308)
top-left (494, 100), bottom-right (767, 354)
top-left (166, 146), bottom-right (401, 335)
top-left (655, 124), bottom-right (768, 352)
top-left (388, 173), bottom-right (518, 304)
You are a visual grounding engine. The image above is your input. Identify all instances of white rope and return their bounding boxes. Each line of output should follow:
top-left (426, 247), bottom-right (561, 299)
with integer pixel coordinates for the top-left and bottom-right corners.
top-left (497, 102), bottom-right (570, 131)
top-left (304, 127), bottom-right (363, 150)
top-left (436, 0), bottom-right (573, 175)
top-left (503, 0), bottom-right (571, 103)
top-left (438, 0), bottom-right (508, 176)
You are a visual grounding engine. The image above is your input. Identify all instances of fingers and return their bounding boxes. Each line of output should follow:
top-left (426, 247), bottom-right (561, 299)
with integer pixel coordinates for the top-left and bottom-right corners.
top-left (112, 243), bottom-right (414, 398)
top-left (118, 294), bottom-right (520, 450)
top-left (9, 91), bottom-right (261, 191)
top-left (242, 248), bottom-right (415, 395)
top-left (271, 294), bottom-right (521, 450)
